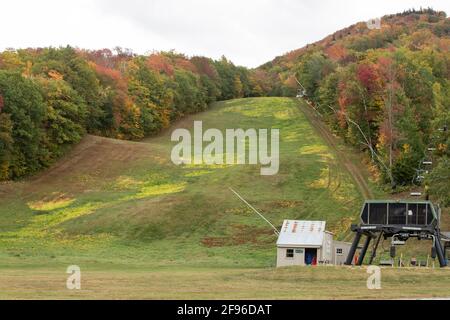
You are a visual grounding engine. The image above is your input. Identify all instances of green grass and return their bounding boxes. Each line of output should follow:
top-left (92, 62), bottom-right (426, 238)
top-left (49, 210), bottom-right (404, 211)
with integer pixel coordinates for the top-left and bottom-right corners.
top-left (0, 266), bottom-right (449, 300)
top-left (0, 97), bottom-right (447, 299)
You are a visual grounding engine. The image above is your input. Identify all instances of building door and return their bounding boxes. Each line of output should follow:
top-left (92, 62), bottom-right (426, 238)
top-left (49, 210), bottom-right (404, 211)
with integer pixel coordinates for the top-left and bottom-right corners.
top-left (305, 248), bottom-right (317, 265)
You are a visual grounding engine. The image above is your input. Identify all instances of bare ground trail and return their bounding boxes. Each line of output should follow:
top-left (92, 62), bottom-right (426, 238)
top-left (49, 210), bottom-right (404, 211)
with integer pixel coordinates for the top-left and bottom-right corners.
top-left (296, 99), bottom-right (374, 200)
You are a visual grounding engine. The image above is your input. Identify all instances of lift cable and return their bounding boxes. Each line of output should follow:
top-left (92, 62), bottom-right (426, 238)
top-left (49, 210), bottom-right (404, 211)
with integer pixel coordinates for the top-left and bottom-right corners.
top-left (229, 187), bottom-right (280, 236)
top-left (294, 76), bottom-right (307, 92)
top-left (293, 74), bottom-right (396, 187)
top-left (312, 100), bottom-right (396, 187)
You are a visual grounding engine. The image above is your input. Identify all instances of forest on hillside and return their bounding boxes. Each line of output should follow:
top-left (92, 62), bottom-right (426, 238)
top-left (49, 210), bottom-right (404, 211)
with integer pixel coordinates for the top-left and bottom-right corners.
top-left (261, 9), bottom-right (450, 205)
top-left (0, 48), bottom-right (270, 181)
top-left (0, 9), bottom-right (448, 206)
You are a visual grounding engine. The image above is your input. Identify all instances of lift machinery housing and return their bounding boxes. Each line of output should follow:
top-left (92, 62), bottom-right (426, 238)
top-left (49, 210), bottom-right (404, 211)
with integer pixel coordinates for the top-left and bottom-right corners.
top-left (345, 200), bottom-right (448, 267)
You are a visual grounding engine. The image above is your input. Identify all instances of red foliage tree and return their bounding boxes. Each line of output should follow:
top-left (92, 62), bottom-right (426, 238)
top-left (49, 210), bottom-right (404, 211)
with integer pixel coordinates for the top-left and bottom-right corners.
top-left (190, 56), bottom-right (218, 79)
top-left (174, 58), bottom-right (197, 73)
top-left (324, 44), bottom-right (347, 62)
top-left (86, 49), bottom-right (115, 68)
top-left (357, 63), bottom-right (378, 93)
top-left (146, 54), bottom-right (174, 77)
top-left (90, 62), bottom-right (126, 91)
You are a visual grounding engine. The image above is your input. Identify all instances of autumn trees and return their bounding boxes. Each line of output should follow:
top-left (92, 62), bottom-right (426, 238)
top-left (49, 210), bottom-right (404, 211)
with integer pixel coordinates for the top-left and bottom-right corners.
top-left (0, 47), bottom-right (263, 180)
top-left (263, 9), bottom-right (449, 198)
top-left (318, 49), bottom-right (446, 187)
top-left (1, 8), bottom-right (447, 205)
top-left (0, 71), bottom-right (46, 179)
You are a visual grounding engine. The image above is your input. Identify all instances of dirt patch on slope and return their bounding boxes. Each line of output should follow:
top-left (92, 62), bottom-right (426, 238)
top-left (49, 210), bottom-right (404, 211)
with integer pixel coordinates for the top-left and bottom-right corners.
top-left (25, 135), bottom-right (153, 194)
top-left (202, 225), bottom-right (276, 247)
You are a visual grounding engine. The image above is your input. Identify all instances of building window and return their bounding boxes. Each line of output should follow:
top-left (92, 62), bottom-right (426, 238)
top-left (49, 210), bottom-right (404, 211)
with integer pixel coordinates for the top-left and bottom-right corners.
top-left (336, 248), bottom-right (343, 255)
top-left (286, 249), bottom-right (294, 258)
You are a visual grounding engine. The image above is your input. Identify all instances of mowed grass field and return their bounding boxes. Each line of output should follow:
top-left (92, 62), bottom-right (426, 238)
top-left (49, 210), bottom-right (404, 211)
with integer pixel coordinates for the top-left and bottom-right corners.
top-left (0, 97), bottom-right (448, 299)
top-left (1, 266), bottom-right (449, 300)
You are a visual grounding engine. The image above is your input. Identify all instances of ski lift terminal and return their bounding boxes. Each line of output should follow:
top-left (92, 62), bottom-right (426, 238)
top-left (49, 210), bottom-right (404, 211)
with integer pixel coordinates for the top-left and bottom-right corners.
top-left (345, 200), bottom-right (448, 267)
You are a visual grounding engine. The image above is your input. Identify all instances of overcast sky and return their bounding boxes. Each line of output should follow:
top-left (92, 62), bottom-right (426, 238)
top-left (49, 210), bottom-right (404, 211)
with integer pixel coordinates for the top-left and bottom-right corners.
top-left (1, 0), bottom-right (449, 67)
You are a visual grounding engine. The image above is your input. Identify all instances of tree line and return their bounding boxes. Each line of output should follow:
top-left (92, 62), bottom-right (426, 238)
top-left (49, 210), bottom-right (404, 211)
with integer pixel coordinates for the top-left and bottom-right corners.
top-left (0, 47), bottom-right (270, 180)
top-left (1, 9), bottom-right (448, 206)
top-left (261, 9), bottom-right (449, 205)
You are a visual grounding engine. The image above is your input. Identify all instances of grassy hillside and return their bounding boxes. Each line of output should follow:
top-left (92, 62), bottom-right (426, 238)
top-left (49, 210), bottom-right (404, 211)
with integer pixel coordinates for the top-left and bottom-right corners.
top-left (0, 97), bottom-right (366, 269)
top-left (1, 97), bottom-right (448, 299)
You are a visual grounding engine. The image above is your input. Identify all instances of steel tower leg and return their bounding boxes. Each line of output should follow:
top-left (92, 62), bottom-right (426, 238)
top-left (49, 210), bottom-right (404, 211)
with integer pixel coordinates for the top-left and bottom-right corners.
top-left (435, 234), bottom-right (447, 267)
top-left (445, 243), bottom-right (449, 260)
top-left (345, 232), bottom-right (362, 265)
top-left (357, 236), bottom-right (371, 266)
top-left (368, 232), bottom-right (383, 265)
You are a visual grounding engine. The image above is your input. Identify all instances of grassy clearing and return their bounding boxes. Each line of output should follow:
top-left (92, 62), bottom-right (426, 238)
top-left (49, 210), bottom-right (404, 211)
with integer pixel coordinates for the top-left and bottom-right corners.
top-left (0, 97), bottom-right (446, 299)
top-left (0, 98), bottom-right (364, 266)
top-left (0, 266), bottom-right (449, 300)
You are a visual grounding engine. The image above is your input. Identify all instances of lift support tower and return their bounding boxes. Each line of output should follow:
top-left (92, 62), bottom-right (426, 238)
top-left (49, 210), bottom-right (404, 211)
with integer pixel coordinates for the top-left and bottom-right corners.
top-left (345, 200), bottom-right (448, 267)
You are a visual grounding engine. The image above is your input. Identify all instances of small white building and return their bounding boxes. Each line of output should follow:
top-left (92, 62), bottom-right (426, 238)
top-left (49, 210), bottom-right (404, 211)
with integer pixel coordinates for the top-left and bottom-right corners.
top-left (276, 220), bottom-right (352, 267)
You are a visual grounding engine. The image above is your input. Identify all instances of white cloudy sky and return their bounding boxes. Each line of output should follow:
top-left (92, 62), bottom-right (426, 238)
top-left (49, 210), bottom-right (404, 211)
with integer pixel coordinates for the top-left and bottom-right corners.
top-left (1, 0), bottom-right (449, 67)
